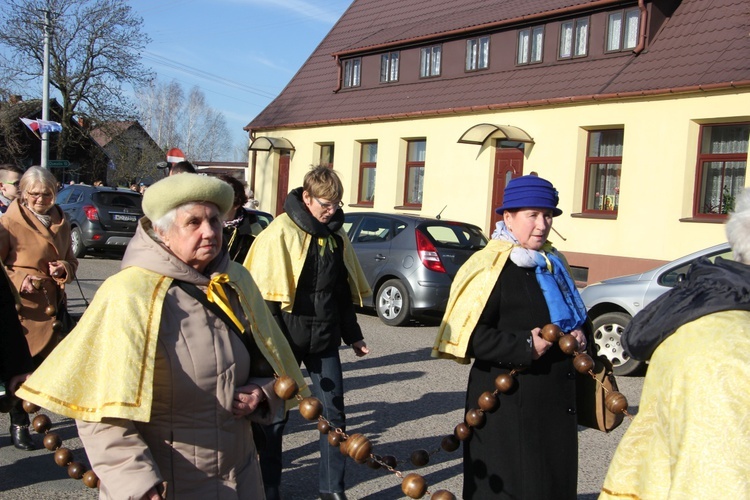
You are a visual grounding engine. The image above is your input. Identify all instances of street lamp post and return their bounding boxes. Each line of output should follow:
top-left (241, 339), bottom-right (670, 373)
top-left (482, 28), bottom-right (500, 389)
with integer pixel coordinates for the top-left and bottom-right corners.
top-left (41, 9), bottom-right (52, 168)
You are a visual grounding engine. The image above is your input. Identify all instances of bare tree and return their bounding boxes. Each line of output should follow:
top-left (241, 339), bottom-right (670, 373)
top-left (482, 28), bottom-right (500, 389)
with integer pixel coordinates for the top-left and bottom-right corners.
top-left (0, 0), bottom-right (152, 158)
top-left (138, 81), bottom-right (232, 162)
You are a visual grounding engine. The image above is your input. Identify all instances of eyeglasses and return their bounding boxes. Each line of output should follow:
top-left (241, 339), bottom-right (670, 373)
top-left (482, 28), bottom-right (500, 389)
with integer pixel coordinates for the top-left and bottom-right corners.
top-left (313, 196), bottom-right (343, 212)
top-left (26, 192), bottom-right (53, 200)
top-left (7, 181), bottom-right (20, 187)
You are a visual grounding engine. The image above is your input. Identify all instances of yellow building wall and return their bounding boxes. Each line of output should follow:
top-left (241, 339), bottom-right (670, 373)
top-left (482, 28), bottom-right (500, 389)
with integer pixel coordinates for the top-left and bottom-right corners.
top-left (249, 90), bottom-right (748, 279)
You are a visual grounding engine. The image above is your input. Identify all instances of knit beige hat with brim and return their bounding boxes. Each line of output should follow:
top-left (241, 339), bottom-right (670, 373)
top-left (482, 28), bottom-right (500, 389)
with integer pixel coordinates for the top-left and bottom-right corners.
top-left (142, 173), bottom-right (233, 221)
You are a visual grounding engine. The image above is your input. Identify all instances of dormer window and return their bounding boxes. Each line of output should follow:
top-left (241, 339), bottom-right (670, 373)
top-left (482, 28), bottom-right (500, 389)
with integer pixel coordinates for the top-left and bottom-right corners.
top-left (380, 51), bottom-right (400, 83)
top-left (420, 45), bottom-right (442, 78)
top-left (517, 27), bottom-right (544, 65)
top-left (466, 36), bottom-right (490, 71)
top-left (606, 8), bottom-right (640, 52)
top-left (559, 17), bottom-right (589, 59)
top-left (343, 58), bottom-right (361, 88)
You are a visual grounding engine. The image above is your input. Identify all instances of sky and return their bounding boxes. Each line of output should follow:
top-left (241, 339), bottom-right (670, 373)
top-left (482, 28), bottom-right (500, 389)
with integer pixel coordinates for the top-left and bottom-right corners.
top-left (126, 0), bottom-right (354, 157)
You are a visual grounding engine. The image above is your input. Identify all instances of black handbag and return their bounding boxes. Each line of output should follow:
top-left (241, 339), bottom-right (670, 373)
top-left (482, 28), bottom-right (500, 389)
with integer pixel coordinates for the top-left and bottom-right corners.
top-left (55, 295), bottom-right (77, 337)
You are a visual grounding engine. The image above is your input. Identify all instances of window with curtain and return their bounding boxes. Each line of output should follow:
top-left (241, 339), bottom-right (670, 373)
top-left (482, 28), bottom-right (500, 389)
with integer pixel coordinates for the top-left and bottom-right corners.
top-left (420, 45), bottom-right (442, 78)
top-left (606, 8), bottom-right (640, 52)
top-left (405, 140), bottom-right (426, 206)
top-left (343, 58), bottom-right (361, 88)
top-left (380, 51), bottom-right (400, 83)
top-left (517, 26), bottom-right (544, 65)
top-left (695, 123), bottom-right (749, 217)
top-left (559, 17), bottom-right (589, 59)
top-left (466, 36), bottom-right (490, 71)
top-left (319, 144), bottom-right (334, 169)
top-left (584, 129), bottom-right (624, 213)
top-left (358, 142), bottom-right (377, 204)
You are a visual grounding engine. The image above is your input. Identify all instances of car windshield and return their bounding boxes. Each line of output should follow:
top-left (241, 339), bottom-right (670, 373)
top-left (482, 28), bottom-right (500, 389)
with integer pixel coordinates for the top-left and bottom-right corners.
top-left (658, 246), bottom-right (733, 287)
top-left (421, 223), bottom-right (487, 250)
top-left (93, 192), bottom-right (142, 209)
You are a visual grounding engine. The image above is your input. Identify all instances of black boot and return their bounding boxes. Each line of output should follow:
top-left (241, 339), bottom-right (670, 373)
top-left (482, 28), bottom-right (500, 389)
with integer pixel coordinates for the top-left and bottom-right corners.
top-left (10, 424), bottom-right (36, 451)
top-left (319, 493), bottom-right (347, 500)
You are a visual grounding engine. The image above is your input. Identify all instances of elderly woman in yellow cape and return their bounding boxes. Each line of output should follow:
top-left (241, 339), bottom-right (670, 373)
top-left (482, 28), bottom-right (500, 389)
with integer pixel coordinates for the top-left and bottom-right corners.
top-left (433, 175), bottom-right (588, 499)
top-left (17, 174), bottom-right (308, 500)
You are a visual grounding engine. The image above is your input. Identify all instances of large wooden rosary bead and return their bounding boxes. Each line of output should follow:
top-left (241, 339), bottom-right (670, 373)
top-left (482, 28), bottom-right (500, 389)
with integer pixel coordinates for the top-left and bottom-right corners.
top-left (454, 422), bottom-right (472, 441)
top-left (43, 432), bottom-right (62, 451)
top-left (494, 373), bottom-right (514, 393)
top-left (67, 461), bottom-right (86, 480)
top-left (347, 433), bottom-right (372, 463)
top-left (573, 353), bottom-right (594, 373)
top-left (410, 449), bottom-right (430, 467)
top-left (477, 391), bottom-right (498, 412)
top-left (541, 324), bottom-right (562, 343)
top-left (54, 448), bottom-right (73, 467)
top-left (431, 491), bottom-right (457, 500)
top-left (299, 397), bottom-right (323, 420)
top-left (441, 434), bottom-right (460, 452)
top-left (605, 391), bottom-right (628, 414)
top-left (45, 305), bottom-right (57, 317)
top-left (401, 473), bottom-right (427, 499)
top-left (465, 408), bottom-right (485, 428)
top-left (82, 470), bottom-right (100, 488)
top-left (558, 334), bottom-right (579, 355)
top-left (32, 414), bottom-right (52, 433)
top-left (22, 400), bottom-right (41, 414)
top-left (317, 419), bottom-right (331, 434)
top-left (52, 320), bottom-right (63, 332)
top-left (273, 376), bottom-right (298, 400)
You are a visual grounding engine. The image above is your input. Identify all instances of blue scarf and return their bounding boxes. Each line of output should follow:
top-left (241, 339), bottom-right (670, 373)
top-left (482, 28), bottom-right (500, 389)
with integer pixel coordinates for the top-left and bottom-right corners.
top-left (492, 221), bottom-right (587, 332)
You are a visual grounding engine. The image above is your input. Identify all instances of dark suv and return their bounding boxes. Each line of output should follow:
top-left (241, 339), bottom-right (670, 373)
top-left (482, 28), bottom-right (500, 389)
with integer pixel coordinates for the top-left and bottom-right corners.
top-left (57, 185), bottom-right (143, 257)
top-left (344, 212), bottom-right (487, 326)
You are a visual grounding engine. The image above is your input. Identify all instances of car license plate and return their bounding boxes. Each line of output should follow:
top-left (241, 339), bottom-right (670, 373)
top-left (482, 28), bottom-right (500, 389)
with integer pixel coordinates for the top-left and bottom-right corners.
top-left (113, 214), bottom-right (137, 222)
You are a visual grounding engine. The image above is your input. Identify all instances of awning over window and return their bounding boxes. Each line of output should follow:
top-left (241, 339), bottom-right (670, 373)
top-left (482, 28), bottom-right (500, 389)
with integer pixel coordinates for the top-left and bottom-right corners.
top-left (457, 124), bottom-right (534, 145)
top-left (248, 136), bottom-right (296, 151)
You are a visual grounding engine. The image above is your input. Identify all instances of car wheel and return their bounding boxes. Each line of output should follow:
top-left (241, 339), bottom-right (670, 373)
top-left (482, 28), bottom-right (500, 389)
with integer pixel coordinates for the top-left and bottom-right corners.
top-left (376, 279), bottom-right (410, 326)
top-left (591, 312), bottom-right (644, 376)
top-left (70, 227), bottom-right (86, 258)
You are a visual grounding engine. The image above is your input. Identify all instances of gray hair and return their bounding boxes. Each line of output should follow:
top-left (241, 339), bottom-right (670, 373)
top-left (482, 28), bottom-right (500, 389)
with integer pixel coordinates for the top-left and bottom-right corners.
top-left (151, 203), bottom-right (192, 236)
top-left (726, 188), bottom-right (750, 264)
top-left (20, 166), bottom-right (57, 204)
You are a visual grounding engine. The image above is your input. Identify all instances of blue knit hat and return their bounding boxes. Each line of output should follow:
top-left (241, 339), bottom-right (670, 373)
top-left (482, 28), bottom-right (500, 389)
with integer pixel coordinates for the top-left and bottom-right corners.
top-left (495, 175), bottom-right (562, 217)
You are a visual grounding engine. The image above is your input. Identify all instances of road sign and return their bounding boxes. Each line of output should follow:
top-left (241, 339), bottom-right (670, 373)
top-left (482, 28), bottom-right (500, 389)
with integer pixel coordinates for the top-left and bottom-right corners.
top-left (47, 160), bottom-right (70, 168)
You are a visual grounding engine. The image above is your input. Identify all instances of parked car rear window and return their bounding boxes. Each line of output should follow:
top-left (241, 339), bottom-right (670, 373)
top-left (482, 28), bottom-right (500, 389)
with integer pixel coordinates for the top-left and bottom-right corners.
top-left (93, 192), bottom-right (142, 209)
top-left (421, 223), bottom-right (486, 250)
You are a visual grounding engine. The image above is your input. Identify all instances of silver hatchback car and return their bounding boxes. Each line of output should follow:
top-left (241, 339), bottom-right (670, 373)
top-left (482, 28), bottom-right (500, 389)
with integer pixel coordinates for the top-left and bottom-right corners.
top-left (344, 212), bottom-right (488, 326)
top-left (580, 242), bottom-right (732, 375)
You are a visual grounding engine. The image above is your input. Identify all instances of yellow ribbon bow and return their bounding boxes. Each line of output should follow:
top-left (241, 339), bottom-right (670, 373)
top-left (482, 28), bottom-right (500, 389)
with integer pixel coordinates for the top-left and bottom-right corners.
top-left (207, 273), bottom-right (245, 333)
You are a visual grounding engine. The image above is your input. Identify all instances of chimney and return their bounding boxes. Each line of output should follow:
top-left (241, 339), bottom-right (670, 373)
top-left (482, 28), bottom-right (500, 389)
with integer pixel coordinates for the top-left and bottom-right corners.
top-left (9, 95), bottom-right (22, 104)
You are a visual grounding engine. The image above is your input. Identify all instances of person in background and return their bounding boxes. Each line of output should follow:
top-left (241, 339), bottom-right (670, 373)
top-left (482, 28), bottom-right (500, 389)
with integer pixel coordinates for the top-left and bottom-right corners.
top-left (0, 258), bottom-right (34, 421)
top-left (217, 174), bottom-right (263, 263)
top-left (139, 183), bottom-right (148, 195)
top-left (0, 166), bottom-right (77, 450)
top-left (244, 166), bottom-right (371, 500)
top-left (433, 175), bottom-right (587, 499)
top-left (600, 188), bottom-right (750, 499)
top-left (17, 173), bottom-right (308, 498)
top-left (0, 164), bottom-right (23, 215)
top-left (169, 161), bottom-right (197, 175)
top-left (130, 183), bottom-right (139, 192)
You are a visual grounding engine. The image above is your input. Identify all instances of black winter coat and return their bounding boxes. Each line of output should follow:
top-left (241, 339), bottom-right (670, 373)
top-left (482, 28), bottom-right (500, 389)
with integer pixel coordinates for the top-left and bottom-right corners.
top-left (464, 260), bottom-right (577, 500)
top-left (0, 264), bottom-right (33, 386)
top-left (269, 189), bottom-right (362, 360)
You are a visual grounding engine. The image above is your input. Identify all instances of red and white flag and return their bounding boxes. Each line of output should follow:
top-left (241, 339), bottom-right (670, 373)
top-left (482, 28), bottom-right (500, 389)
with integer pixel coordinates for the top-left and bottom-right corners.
top-left (20, 117), bottom-right (40, 133)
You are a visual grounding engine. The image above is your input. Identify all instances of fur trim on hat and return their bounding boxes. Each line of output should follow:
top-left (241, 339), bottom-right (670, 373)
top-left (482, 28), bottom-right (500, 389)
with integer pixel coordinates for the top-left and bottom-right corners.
top-left (142, 173), bottom-right (234, 221)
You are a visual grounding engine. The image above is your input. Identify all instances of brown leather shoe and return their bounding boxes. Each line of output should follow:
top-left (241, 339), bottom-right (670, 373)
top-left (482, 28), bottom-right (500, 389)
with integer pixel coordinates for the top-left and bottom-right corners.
top-left (10, 424), bottom-right (36, 451)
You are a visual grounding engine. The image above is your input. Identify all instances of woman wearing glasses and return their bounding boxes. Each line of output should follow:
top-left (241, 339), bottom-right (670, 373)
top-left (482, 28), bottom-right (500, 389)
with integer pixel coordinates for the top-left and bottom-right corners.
top-left (0, 166), bottom-right (77, 450)
top-left (244, 166), bottom-right (371, 500)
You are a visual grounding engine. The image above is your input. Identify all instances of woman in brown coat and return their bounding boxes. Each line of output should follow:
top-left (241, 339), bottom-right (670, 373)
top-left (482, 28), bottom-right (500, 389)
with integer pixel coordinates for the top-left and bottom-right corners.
top-left (0, 166), bottom-right (77, 450)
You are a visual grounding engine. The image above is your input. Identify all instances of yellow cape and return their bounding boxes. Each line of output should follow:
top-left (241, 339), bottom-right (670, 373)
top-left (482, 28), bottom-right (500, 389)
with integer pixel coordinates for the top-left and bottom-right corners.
top-left (432, 240), bottom-right (513, 364)
top-left (243, 213), bottom-right (371, 312)
top-left (16, 263), bottom-right (309, 422)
